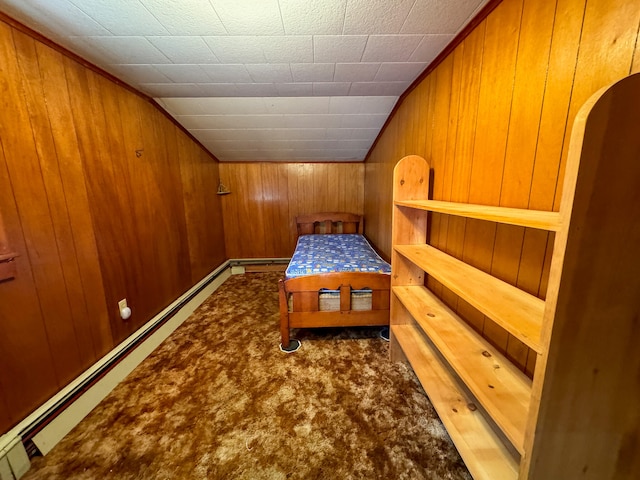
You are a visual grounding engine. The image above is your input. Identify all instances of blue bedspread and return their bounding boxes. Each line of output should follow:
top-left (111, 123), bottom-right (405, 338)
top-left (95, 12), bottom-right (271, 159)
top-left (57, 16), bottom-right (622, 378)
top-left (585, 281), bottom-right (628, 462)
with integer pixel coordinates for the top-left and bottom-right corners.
top-left (285, 234), bottom-right (391, 279)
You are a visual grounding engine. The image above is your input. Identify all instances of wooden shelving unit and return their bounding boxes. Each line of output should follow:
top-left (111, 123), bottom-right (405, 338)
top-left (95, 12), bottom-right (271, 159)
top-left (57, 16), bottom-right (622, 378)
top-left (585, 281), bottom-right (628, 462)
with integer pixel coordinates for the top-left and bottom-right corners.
top-left (394, 200), bottom-right (561, 231)
top-left (389, 73), bottom-right (640, 479)
top-left (394, 244), bottom-right (545, 352)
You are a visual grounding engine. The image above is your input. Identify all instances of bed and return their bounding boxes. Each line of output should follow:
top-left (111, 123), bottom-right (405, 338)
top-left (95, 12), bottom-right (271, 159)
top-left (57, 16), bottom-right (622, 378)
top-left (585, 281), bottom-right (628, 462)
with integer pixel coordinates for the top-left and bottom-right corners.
top-left (278, 212), bottom-right (391, 352)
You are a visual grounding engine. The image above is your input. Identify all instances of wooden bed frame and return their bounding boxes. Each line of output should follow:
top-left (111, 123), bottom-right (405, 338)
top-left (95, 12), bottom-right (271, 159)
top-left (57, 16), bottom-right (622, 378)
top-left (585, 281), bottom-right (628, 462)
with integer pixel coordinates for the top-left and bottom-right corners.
top-left (278, 212), bottom-right (391, 351)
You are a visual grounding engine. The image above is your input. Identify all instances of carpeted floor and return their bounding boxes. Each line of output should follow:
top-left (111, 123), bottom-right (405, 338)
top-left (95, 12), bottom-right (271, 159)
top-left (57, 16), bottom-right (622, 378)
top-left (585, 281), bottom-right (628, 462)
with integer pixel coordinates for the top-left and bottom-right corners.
top-left (23, 272), bottom-right (471, 480)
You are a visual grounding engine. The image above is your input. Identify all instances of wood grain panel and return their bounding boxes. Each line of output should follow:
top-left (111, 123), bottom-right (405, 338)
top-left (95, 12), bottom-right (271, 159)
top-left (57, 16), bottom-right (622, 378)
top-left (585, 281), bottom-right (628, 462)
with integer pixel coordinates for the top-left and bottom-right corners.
top-left (5, 28), bottom-right (83, 386)
top-left (493, 0), bottom-right (556, 370)
top-left (0, 16), bottom-right (227, 433)
top-left (463, 0), bottom-right (523, 353)
top-left (363, 0), bottom-right (640, 372)
top-left (442, 26), bottom-right (485, 312)
top-left (17, 36), bottom-right (99, 370)
top-left (0, 134), bottom-right (59, 432)
top-left (177, 132), bottom-right (226, 282)
top-left (221, 163), bottom-right (364, 259)
top-left (552, 0), bottom-right (640, 212)
top-left (35, 43), bottom-right (113, 359)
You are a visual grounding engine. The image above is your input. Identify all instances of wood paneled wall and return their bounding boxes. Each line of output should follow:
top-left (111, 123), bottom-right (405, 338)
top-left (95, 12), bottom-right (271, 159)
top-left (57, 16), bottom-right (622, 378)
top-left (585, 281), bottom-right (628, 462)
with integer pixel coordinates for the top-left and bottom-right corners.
top-left (219, 163), bottom-right (364, 258)
top-left (364, 0), bottom-right (640, 375)
top-left (0, 19), bottom-right (226, 434)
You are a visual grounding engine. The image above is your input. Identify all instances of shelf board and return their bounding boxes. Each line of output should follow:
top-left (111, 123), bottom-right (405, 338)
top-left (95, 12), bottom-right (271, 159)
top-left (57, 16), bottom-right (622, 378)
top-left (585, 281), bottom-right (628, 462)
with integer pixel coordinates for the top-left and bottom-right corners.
top-left (394, 244), bottom-right (544, 352)
top-left (392, 324), bottom-right (520, 480)
top-left (395, 199), bottom-right (561, 231)
top-left (393, 286), bottom-right (532, 453)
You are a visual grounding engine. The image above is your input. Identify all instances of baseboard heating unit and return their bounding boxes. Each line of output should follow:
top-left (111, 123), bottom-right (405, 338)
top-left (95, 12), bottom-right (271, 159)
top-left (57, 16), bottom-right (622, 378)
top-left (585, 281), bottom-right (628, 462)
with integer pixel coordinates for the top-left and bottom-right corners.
top-left (0, 261), bottom-right (237, 480)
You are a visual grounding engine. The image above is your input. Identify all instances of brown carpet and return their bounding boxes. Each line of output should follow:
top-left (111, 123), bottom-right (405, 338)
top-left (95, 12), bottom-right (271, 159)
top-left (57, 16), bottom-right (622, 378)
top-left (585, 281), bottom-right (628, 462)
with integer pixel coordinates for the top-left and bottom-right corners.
top-left (23, 272), bottom-right (471, 480)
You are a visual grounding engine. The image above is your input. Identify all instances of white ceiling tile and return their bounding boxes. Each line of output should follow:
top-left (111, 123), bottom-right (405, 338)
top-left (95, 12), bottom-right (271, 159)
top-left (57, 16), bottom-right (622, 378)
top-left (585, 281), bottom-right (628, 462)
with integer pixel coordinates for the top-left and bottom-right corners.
top-left (409, 34), bottom-right (454, 62)
top-left (194, 130), bottom-right (242, 142)
top-left (291, 64), bottom-right (335, 82)
top-left (279, 0), bottom-right (346, 35)
top-left (146, 37), bottom-right (218, 64)
top-left (196, 98), bottom-right (269, 114)
top-left (328, 96), bottom-right (397, 114)
top-left (194, 84), bottom-right (240, 96)
top-left (375, 62), bottom-right (427, 82)
top-left (334, 63), bottom-right (381, 82)
top-left (361, 35), bottom-right (424, 62)
top-left (141, 83), bottom-right (204, 97)
top-left (154, 65), bottom-right (212, 83)
top-left (203, 37), bottom-right (267, 63)
top-left (312, 82), bottom-right (352, 96)
top-left (275, 83), bottom-right (314, 96)
top-left (284, 115), bottom-right (343, 128)
top-left (340, 139), bottom-right (375, 149)
top-left (313, 36), bottom-right (367, 63)
top-left (245, 64), bottom-right (292, 83)
top-left (140, 0), bottom-right (227, 35)
top-left (261, 36), bottom-right (313, 63)
top-left (401, 0), bottom-right (483, 34)
top-left (349, 81), bottom-right (409, 96)
top-left (327, 128), bottom-right (380, 140)
top-left (211, 0), bottom-right (284, 35)
top-left (263, 97), bottom-right (330, 114)
top-left (107, 64), bottom-right (170, 84)
top-left (200, 64), bottom-right (252, 82)
top-left (71, 0), bottom-right (170, 35)
top-left (234, 83), bottom-right (280, 96)
top-left (267, 129), bottom-right (327, 140)
top-left (177, 115), bottom-right (285, 129)
top-left (343, 0), bottom-right (415, 34)
top-left (341, 114), bottom-right (388, 128)
top-left (155, 98), bottom-right (203, 115)
top-left (0, 0), bottom-right (111, 37)
top-left (70, 36), bottom-right (171, 64)
top-left (209, 139), bottom-right (263, 149)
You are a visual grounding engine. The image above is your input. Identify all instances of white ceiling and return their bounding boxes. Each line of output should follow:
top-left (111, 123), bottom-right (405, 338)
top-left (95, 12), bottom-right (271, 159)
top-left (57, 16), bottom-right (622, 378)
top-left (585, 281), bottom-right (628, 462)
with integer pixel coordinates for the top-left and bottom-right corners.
top-left (0, 0), bottom-right (488, 162)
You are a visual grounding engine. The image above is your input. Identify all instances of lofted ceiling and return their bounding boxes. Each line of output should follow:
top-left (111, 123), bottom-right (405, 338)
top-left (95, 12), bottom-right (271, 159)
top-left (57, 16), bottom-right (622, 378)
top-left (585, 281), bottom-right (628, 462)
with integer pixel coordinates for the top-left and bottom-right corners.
top-left (0, 0), bottom-right (488, 162)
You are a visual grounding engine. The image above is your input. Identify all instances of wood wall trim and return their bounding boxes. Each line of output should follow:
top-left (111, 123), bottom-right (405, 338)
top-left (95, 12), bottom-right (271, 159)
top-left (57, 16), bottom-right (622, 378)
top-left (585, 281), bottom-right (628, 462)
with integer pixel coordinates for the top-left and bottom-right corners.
top-left (364, 0), bottom-right (504, 161)
top-left (0, 11), bottom-right (220, 164)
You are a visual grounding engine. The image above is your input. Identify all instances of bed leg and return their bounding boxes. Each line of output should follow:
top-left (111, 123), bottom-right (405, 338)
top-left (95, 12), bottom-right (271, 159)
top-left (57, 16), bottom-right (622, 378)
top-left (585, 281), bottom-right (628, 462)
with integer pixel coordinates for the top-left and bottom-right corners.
top-left (278, 279), bottom-right (300, 353)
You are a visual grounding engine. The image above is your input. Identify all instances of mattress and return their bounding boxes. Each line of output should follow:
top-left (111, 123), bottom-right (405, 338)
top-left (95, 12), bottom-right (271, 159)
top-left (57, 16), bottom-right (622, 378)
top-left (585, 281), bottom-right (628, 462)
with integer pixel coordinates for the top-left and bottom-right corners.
top-left (285, 234), bottom-right (391, 312)
top-left (285, 234), bottom-right (391, 279)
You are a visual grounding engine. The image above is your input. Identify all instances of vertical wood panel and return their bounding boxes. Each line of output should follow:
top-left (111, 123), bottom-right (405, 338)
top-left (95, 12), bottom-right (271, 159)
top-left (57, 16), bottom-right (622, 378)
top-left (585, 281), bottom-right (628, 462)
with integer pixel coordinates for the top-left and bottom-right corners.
top-left (441, 28), bottom-right (485, 311)
top-left (178, 132), bottom-right (226, 282)
top-left (0, 139), bottom-right (59, 431)
top-left (35, 43), bottom-right (112, 358)
top-left (363, 0), bottom-right (640, 372)
top-left (6, 28), bottom-right (82, 386)
top-left (0, 17), bottom-right (227, 433)
top-left (222, 163), bottom-right (364, 258)
top-left (495, 0), bottom-right (556, 370)
top-left (552, 0), bottom-right (640, 211)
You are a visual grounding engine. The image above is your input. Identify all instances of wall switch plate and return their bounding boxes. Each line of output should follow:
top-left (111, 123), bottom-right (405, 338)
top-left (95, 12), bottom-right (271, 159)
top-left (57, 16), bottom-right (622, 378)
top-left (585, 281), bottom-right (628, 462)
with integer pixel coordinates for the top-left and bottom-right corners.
top-left (118, 299), bottom-right (127, 311)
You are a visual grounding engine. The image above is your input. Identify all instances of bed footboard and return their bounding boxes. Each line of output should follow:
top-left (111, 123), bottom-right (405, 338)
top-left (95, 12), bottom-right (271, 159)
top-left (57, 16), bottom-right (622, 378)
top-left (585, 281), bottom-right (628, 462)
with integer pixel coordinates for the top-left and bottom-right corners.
top-left (278, 272), bottom-right (390, 351)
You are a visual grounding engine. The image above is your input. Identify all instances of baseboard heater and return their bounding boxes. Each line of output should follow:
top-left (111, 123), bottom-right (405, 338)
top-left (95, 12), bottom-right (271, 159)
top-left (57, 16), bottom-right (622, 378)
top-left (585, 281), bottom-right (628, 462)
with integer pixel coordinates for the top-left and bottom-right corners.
top-left (0, 260), bottom-right (241, 480)
top-left (229, 257), bottom-right (290, 274)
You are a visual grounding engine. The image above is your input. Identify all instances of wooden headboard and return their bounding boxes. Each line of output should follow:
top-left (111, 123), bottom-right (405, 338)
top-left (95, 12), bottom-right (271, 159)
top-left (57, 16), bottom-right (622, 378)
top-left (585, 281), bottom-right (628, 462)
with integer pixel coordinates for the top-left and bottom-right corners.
top-left (296, 212), bottom-right (363, 236)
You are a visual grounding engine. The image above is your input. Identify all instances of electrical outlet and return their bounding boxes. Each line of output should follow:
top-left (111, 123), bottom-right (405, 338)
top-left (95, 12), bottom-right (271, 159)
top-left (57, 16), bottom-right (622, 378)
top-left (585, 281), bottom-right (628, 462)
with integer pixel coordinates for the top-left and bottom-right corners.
top-left (118, 299), bottom-right (127, 311)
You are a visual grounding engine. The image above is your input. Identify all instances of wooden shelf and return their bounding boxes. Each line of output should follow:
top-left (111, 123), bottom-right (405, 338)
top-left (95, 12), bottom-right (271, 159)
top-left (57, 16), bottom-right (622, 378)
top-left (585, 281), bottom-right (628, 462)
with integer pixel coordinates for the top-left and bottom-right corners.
top-left (394, 244), bottom-right (544, 353)
top-left (394, 199), bottom-right (561, 231)
top-left (392, 324), bottom-right (520, 480)
top-left (393, 285), bottom-right (532, 453)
